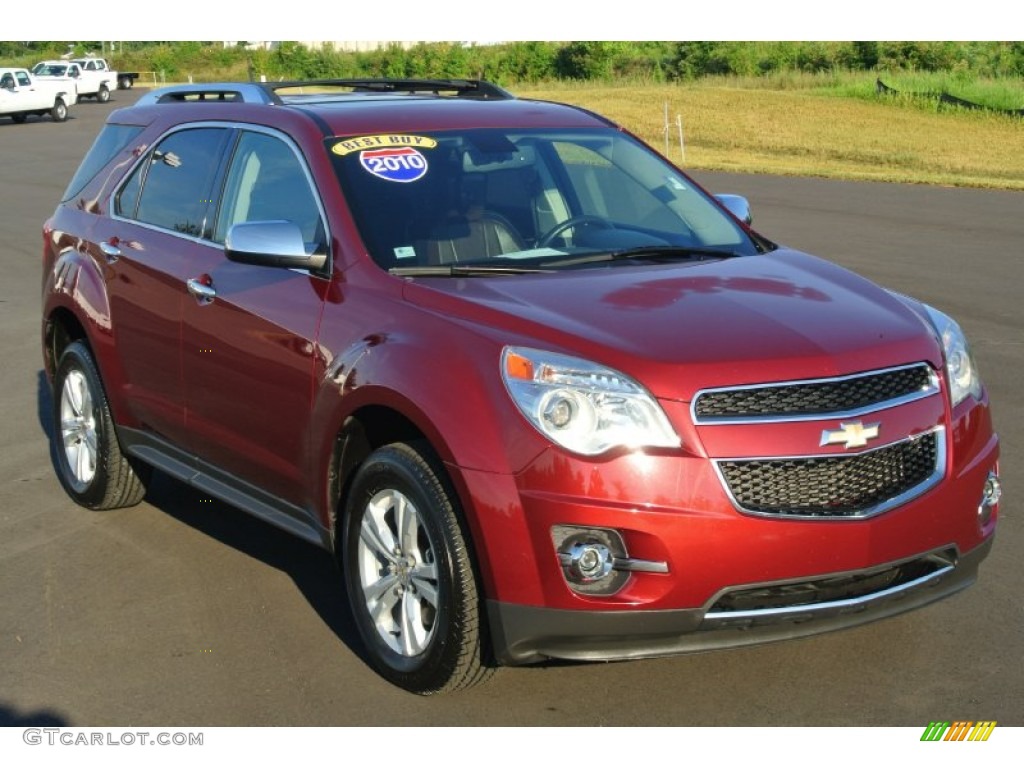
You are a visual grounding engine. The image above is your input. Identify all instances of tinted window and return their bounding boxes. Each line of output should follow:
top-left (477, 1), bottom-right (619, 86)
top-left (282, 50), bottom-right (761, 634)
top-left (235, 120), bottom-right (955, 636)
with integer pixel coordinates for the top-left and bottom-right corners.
top-left (16, 71), bottom-right (30, 87)
top-left (130, 128), bottom-right (228, 237)
top-left (214, 131), bottom-right (325, 250)
top-left (329, 128), bottom-right (757, 271)
top-left (63, 124), bottom-right (144, 202)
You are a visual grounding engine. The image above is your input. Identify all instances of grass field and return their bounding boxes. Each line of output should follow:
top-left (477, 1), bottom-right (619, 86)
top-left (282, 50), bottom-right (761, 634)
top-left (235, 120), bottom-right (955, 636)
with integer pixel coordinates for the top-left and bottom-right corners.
top-left (516, 77), bottom-right (1024, 190)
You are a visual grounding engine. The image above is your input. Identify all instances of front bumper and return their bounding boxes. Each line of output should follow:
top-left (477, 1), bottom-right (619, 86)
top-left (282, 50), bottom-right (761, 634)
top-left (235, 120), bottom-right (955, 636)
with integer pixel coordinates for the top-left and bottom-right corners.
top-left (488, 537), bottom-right (993, 665)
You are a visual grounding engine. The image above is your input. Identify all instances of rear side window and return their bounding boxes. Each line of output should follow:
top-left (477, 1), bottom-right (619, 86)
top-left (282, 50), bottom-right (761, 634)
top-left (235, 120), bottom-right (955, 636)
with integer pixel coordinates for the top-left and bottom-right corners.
top-left (119, 128), bottom-right (229, 238)
top-left (62, 124), bottom-right (144, 202)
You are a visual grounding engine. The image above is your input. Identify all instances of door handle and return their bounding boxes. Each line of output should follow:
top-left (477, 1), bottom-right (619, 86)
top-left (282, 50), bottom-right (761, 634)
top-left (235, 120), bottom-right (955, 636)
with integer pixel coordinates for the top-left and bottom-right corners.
top-left (186, 277), bottom-right (216, 305)
top-left (99, 240), bottom-right (121, 261)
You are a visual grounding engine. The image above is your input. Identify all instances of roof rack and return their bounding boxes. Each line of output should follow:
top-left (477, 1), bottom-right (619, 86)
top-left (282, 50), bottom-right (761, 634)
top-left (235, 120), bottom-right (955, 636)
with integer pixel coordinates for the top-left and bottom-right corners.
top-left (136, 83), bottom-right (277, 106)
top-left (265, 78), bottom-right (514, 100)
top-left (136, 78), bottom-right (514, 107)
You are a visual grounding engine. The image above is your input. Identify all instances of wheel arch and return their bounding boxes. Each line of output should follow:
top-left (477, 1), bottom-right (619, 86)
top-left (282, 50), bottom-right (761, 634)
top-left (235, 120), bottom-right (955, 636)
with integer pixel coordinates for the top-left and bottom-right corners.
top-left (44, 305), bottom-right (90, 381)
top-left (42, 245), bottom-right (130, 426)
top-left (323, 399), bottom-right (497, 601)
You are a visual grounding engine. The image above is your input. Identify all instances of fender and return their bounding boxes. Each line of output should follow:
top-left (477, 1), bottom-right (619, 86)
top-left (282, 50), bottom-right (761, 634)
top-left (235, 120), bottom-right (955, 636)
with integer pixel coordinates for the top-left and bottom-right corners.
top-left (308, 303), bottom-right (551, 594)
top-left (42, 216), bottom-right (134, 428)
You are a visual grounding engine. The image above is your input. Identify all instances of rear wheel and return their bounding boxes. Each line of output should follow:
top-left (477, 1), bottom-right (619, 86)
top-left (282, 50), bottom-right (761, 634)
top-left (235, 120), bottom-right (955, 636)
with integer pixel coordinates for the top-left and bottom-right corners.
top-left (51, 98), bottom-right (68, 123)
top-left (52, 341), bottom-right (150, 509)
top-left (97, 84), bottom-right (110, 103)
top-left (342, 442), bottom-right (491, 694)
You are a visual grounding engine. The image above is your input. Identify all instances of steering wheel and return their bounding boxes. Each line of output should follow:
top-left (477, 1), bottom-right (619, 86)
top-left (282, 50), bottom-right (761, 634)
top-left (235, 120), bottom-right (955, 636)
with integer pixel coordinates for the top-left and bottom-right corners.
top-left (537, 215), bottom-right (615, 247)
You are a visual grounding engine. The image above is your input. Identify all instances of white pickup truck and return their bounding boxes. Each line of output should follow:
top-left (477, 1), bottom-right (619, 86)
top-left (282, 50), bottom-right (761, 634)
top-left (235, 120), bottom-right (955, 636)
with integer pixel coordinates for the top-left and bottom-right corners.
top-left (74, 58), bottom-right (140, 90)
top-left (33, 57), bottom-right (119, 103)
top-left (0, 67), bottom-right (71, 123)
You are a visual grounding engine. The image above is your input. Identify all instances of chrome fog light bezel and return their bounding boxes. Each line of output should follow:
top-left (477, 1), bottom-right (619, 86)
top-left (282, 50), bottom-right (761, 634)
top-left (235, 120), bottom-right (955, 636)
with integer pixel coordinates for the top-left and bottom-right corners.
top-left (978, 470), bottom-right (1002, 528)
top-left (551, 525), bottom-right (668, 596)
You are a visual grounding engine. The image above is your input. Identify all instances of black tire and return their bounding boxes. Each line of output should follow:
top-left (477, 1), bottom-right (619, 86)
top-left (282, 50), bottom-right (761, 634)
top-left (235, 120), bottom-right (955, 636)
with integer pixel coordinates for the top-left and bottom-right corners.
top-left (97, 84), bottom-right (110, 103)
top-left (52, 341), bottom-right (150, 510)
top-left (51, 98), bottom-right (67, 123)
top-left (120, 76), bottom-right (133, 89)
top-left (11, 113), bottom-right (26, 124)
top-left (342, 441), bottom-right (491, 694)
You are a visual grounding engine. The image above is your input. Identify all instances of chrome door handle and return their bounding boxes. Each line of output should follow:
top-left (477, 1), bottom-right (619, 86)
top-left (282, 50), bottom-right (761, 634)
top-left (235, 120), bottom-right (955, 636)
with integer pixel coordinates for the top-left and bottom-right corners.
top-left (99, 241), bottom-right (121, 261)
top-left (186, 278), bottom-right (216, 305)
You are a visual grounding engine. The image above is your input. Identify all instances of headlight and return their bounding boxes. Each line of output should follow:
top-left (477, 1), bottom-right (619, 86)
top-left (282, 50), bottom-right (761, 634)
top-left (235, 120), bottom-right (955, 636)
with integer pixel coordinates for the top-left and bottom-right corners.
top-left (924, 305), bottom-right (982, 406)
top-left (501, 347), bottom-right (680, 456)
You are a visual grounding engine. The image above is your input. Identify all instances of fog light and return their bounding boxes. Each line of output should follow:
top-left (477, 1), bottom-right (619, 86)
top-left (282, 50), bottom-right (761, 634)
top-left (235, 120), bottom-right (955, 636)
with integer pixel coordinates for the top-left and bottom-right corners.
top-left (552, 526), bottom-right (629, 595)
top-left (978, 470), bottom-right (1001, 528)
top-left (982, 473), bottom-right (1002, 506)
top-left (567, 541), bottom-right (613, 582)
top-left (551, 525), bottom-right (669, 596)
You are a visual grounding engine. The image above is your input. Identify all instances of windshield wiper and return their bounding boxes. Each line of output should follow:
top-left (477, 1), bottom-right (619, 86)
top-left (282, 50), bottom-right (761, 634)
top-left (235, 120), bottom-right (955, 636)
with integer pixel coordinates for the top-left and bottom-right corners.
top-left (389, 264), bottom-right (553, 277)
top-left (540, 245), bottom-right (741, 269)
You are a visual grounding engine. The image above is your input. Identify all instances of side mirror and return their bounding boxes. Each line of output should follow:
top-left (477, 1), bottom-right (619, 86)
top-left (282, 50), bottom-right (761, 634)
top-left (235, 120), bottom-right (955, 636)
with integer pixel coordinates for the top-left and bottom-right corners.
top-left (714, 194), bottom-right (753, 226)
top-left (225, 221), bottom-right (327, 271)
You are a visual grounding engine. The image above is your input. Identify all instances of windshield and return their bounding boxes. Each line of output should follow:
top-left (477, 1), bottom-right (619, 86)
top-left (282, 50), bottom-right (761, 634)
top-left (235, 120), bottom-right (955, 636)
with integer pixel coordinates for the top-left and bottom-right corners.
top-left (35, 64), bottom-right (69, 76)
top-left (328, 128), bottom-right (763, 272)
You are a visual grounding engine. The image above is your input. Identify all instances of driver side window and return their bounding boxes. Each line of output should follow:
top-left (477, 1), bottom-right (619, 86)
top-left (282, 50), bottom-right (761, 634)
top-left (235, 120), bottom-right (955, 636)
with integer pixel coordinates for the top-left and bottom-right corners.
top-left (213, 131), bottom-right (325, 254)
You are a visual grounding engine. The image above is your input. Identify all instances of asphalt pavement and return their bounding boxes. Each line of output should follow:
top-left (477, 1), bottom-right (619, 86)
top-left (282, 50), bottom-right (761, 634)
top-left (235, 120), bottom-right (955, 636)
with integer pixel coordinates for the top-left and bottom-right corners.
top-left (0, 93), bottom-right (1020, 726)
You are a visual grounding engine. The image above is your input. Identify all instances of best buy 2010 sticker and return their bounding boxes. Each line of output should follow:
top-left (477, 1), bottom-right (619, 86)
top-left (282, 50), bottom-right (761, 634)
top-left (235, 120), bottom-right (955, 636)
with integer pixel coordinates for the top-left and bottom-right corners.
top-left (360, 146), bottom-right (429, 183)
top-left (332, 134), bottom-right (437, 156)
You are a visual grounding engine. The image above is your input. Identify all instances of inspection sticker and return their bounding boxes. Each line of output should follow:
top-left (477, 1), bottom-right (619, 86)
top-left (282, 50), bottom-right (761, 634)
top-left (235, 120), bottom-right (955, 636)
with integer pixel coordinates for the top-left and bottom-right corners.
top-left (360, 147), bottom-right (429, 183)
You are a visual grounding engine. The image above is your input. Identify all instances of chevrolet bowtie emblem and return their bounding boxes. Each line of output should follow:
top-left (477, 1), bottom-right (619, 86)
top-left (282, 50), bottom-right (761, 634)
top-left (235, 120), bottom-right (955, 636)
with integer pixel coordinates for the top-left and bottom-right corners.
top-left (820, 421), bottom-right (881, 449)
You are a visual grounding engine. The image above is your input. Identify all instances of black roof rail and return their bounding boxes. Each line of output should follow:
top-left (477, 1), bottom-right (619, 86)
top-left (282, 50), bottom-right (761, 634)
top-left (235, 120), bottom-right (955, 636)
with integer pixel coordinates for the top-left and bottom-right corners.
top-left (263, 78), bottom-right (515, 100)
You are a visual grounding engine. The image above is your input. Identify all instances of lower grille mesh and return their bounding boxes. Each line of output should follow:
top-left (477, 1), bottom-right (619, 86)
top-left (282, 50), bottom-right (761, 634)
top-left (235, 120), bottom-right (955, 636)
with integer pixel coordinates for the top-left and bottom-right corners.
top-left (706, 548), bottom-right (957, 614)
top-left (718, 432), bottom-right (939, 517)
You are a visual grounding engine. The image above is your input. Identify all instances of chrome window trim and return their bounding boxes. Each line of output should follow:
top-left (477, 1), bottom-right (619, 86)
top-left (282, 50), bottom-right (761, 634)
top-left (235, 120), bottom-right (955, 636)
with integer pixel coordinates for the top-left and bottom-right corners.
top-left (691, 362), bottom-right (940, 426)
top-left (107, 120), bottom-right (333, 279)
top-left (712, 426), bottom-right (946, 521)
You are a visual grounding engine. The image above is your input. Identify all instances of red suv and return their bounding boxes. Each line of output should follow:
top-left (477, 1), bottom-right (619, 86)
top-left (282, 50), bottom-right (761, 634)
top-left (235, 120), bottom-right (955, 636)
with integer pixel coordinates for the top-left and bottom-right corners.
top-left (42, 79), bottom-right (1001, 694)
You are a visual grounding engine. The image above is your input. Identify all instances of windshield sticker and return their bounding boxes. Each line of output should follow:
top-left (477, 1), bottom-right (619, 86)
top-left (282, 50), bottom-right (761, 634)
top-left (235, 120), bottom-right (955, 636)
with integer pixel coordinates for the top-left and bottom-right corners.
top-left (394, 246), bottom-right (417, 260)
top-left (332, 135), bottom-right (437, 156)
top-left (360, 147), bottom-right (428, 183)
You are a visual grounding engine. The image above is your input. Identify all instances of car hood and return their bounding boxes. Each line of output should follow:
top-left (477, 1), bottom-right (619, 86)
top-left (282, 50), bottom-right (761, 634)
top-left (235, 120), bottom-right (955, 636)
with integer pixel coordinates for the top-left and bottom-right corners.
top-left (401, 248), bottom-right (942, 401)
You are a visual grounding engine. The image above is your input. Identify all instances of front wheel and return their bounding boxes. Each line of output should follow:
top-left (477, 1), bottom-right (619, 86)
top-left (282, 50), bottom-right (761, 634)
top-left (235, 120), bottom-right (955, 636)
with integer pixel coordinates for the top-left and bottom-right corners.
top-left (97, 84), bottom-right (110, 103)
top-left (52, 341), bottom-right (150, 509)
top-left (342, 442), bottom-right (491, 694)
top-left (51, 98), bottom-right (68, 123)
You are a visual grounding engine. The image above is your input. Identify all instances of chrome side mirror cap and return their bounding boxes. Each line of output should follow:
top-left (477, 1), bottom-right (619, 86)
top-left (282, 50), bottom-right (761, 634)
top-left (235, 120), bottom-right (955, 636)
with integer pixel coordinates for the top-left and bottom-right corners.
top-left (715, 194), bottom-right (753, 226)
top-left (225, 220), bottom-right (327, 271)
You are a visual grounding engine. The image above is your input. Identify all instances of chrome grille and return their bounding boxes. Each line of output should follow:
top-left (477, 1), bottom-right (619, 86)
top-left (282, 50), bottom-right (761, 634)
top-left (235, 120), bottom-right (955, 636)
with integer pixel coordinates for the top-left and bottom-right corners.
top-left (717, 431), bottom-right (942, 518)
top-left (694, 364), bottom-right (936, 422)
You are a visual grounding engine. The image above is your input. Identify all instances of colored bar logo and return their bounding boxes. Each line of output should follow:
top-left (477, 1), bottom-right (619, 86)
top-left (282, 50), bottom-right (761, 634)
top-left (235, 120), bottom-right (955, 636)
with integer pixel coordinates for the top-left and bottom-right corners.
top-left (920, 721), bottom-right (997, 741)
